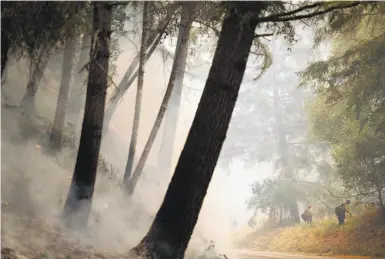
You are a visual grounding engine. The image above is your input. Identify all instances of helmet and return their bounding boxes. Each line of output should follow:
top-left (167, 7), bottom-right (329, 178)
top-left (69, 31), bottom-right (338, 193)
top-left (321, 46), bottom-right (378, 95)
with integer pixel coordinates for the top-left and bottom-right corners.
top-left (346, 200), bottom-right (351, 204)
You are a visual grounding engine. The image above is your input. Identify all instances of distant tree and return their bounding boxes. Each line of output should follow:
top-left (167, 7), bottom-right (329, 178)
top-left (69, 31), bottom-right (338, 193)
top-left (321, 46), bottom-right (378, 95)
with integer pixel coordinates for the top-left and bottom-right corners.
top-left (307, 95), bottom-right (385, 217)
top-left (1, 2), bottom-right (84, 91)
top-left (49, 36), bottom-right (77, 150)
top-left (302, 1), bottom-right (385, 217)
top-left (221, 34), bottom-right (331, 224)
top-left (63, 2), bottom-right (113, 227)
top-left (302, 3), bottom-right (385, 132)
top-left (66, 33), bottom-right (92, 132)
top-left (19, 45), bottom-right (51, 117)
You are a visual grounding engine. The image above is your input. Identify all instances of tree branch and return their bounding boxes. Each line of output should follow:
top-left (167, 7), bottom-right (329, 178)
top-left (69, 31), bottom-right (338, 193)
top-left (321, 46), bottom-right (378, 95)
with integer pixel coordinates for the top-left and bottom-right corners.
top-left (108, 1), bottom-right (130, 8)
top-left (195, 20), bottom-right (220, 37)
top-left (260, 2), bottom-right (323, 21)
top-left (292, 178), bottom-right (379, 199)
top-left (254, 33), bottom-right (274, 39)
top-left (256, 2), bottom-right (373, 23)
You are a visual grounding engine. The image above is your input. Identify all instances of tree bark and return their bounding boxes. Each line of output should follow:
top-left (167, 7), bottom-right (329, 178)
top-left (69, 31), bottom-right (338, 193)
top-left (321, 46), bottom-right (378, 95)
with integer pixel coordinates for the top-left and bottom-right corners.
top-left (157, 5), bottom-right (192, 173)
top-left (20, 46), bottom-right (50, 116)
top-left (123, 2), bottom-right (197, 196)
top-left (62, 2), bottom-right (112, 228)
top-left (66, 33), bottom-right (92, 132)
top-left (122, 2), bottom-right (151, 183)
top-left (376, 185), bottom-right (385, 217)
top-left (1, 14), bottom-right (11, 79)
top-left (49, 36), bottom-right (76, 150)
top-left (102, 4), bottom-right (178, 133)
top-left (130, 3), bottom-right (262, 258)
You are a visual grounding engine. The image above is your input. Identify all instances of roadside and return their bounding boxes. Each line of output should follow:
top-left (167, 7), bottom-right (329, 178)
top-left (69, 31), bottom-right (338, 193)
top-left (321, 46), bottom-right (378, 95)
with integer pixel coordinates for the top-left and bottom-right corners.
top-left (236, 211), bottom-right (385, 259)
top-left (234, 250), bottom-right (373, 259)
top-left (234, 250), bottom-right (336, 259)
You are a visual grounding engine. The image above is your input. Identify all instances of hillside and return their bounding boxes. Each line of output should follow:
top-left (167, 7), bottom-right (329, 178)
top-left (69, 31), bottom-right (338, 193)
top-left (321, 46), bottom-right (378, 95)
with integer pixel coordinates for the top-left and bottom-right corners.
top-left (1, 55), bottom-right (226, 259)
top-left (237, 211), bottom-right (385, 259)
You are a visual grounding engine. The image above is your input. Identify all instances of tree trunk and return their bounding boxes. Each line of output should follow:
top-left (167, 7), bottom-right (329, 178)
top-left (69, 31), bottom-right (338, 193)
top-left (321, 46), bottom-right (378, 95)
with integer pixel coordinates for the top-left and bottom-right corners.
top-left (123, 2), bottom-right (197, 196)
top-left (62, 2), bottom-right (112, 228)
top-left (102, 4), bottom-right (178, 133)
top-left (122, 2), bottom-right (151, 183)
top-left (66, 33), bottom-right (92, 132)
top-left (130, 4), bottom-right (262, 258)
top-left (376, 186), bottom-right (385, 217)
top-left (49, 36), bottom-right (76, 150)
top-left (157, 5), bottom-right (192, 173)
top-left (103, 25), bottom-right (168, 134)
top-left (20, 47), bottom-right (50, 116)
top-left (273, 71), bottom-right (300, 224)
top-left (1, 14), bottom-right (11, 79)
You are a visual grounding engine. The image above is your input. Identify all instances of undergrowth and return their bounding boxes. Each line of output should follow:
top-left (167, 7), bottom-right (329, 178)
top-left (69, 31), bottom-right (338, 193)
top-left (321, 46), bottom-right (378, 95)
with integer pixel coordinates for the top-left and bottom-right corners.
top-left (240, 210), bottom-right (385, 258)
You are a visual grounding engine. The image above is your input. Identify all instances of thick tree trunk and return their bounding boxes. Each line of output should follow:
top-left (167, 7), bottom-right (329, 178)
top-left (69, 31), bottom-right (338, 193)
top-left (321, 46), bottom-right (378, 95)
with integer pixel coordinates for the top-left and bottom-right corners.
top-left (1, 14), bottom-right (11, 79)
top-left (66, 33), bottom-right (92, 131)
top-left (123, 2), bottom-right (151, 183)
top-left (63, 2), bottom-right (112, 228)
top-left (123, 3), bottom-right (197, 196)
top-left (102, 4), bottom-right (178, 133)
top-left (130, 4), bottom-right (262, 258)
top-left (20, 47), bottom-right (50, 116)
top-left (49, 36), bottom-right (76, 150)
top-left (157, 6), bottom-right (191, 173)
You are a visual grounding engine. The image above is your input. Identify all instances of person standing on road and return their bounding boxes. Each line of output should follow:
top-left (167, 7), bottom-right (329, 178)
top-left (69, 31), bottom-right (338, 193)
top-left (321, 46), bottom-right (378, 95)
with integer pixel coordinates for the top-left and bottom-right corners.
top-left (335, 200), bottom-right (352, 225)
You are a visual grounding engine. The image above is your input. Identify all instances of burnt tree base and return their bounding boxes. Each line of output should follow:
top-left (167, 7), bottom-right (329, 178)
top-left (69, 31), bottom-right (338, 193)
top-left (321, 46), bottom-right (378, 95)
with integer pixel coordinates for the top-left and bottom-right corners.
top-left (62, 2), bottom-right (112, 228)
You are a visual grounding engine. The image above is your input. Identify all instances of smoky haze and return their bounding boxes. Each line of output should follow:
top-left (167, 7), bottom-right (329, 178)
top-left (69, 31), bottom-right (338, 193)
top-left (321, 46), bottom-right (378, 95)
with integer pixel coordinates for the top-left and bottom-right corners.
top-left (1, 11), bottom-right (236, 258)
top-left (1, 7), bottom-right (330, 259)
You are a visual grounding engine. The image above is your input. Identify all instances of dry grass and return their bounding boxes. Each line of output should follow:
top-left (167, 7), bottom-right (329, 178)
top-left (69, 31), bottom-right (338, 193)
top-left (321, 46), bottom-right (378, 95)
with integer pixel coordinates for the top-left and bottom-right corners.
top-left (238, 211), bottom-right (385, 258)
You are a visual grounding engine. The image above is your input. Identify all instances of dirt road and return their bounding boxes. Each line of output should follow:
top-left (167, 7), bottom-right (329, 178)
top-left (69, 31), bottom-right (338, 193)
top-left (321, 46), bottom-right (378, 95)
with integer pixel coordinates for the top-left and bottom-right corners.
top-left (233, 250), bottom-right (336, 259)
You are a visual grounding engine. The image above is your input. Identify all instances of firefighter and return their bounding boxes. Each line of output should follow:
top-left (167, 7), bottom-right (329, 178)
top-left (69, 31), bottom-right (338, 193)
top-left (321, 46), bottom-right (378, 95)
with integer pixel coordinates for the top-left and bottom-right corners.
top-left (301, 204), bottom-right (313, 224)
top-left (335, 200), bottom-right (352, 225)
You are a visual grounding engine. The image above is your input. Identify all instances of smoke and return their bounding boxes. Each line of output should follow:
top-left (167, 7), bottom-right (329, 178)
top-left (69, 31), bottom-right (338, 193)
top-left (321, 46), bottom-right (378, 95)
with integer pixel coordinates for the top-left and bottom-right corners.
top-left (1, 23), bottom-right (237, 259)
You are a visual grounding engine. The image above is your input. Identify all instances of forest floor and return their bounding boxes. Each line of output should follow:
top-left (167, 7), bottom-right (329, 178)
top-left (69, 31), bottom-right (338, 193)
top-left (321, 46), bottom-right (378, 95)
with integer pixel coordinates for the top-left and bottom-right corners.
top-left (1, 106), bottom-right (149, 259)
top-left (236, 211), bottom-right (385, 259)
top-left (0, 107), bottom-right (223, 259)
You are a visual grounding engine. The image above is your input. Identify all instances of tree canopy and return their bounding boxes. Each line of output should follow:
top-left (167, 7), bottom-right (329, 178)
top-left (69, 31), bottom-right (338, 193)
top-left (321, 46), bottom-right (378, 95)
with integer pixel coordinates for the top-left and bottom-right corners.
top-left (302, 1), bottom-right (385, 215)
